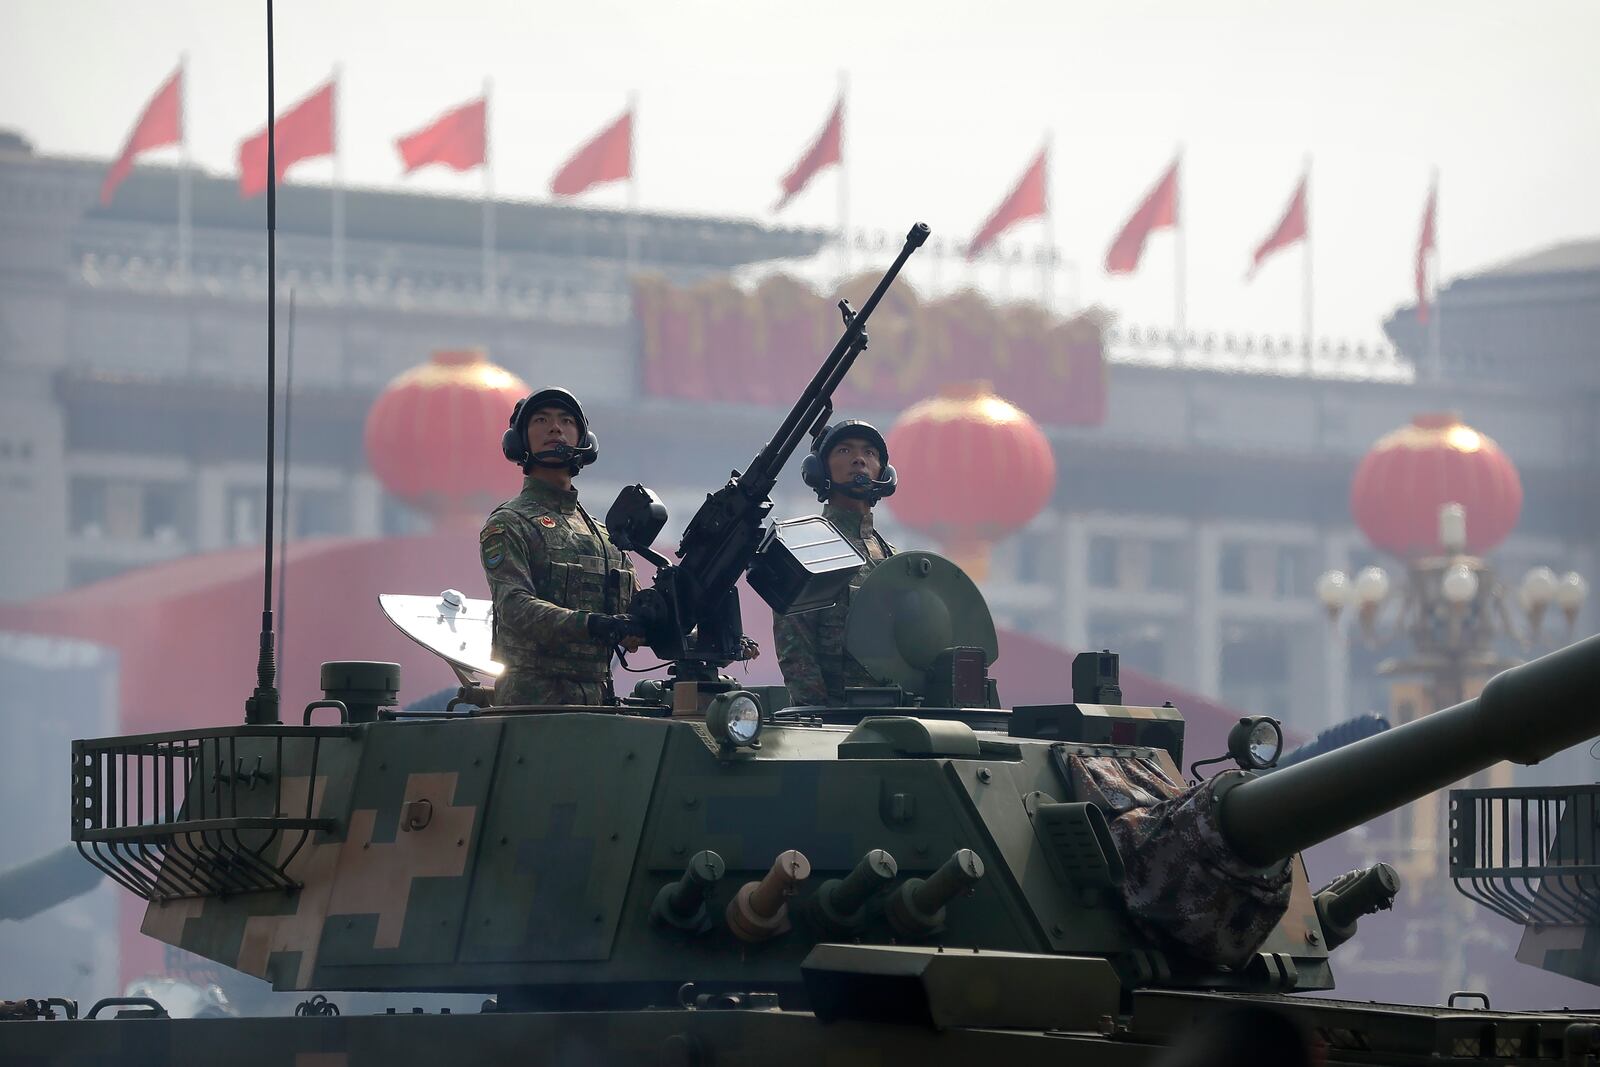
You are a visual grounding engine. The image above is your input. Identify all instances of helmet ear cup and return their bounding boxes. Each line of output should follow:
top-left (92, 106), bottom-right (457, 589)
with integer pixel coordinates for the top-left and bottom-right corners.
top-left (502, 398), bottom-right (531, 466)
top-left (800, 437), bottom-right (831, 502)
top-left (500, 426), bottom-right (523, 463)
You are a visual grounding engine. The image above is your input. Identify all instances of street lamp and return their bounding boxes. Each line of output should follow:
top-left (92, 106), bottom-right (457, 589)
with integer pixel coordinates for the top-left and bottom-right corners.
top-left (1329, 415), bottom-right (1585, 1001)
top-left (1318, 502), bottom-right (1587, 705)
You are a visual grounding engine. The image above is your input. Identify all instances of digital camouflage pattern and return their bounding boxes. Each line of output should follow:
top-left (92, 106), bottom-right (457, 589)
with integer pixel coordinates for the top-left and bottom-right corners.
top-left (1517, 921), bottom-right (1600, 986)
top-left (479, 476), bottom-right (635, 705)
top-left (773, 502), bottom-right (893, 705)
top-left (1070, 754), bottom-right (1293, 968)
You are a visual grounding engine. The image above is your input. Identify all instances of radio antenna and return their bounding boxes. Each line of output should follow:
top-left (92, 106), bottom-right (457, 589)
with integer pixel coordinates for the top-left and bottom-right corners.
top-left (276, 288), bottom-right (297, 677)
top-left (245, 0), bottom-right (281, 724)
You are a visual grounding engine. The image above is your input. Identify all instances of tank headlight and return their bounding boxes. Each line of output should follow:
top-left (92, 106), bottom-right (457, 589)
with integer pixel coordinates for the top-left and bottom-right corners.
top-left (707, 692), bottom-right (763, 748)
top-left (1228, 716), bottom-right (1283, 770)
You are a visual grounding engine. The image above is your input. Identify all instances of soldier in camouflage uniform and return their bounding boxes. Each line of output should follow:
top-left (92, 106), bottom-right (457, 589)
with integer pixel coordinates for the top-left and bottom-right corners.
top-left (773, 420), bottom-right (898, 706)
top-left (480, 388), bottom-right (641, 706)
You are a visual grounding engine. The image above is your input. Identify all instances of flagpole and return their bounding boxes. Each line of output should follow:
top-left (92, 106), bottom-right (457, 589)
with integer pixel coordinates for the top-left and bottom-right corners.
top-left (625, 91), bottom-right (639, 283)
top-left (1173, 147), bottom-right (1186, 361)
top-left (1040, 134), bottom-right (1053, 310)
top-left (1428, 169), bottom-right (1442, 381)
top-left (177, 54), bottom-right (192, 292)
top-left (837, 69), bottom-right (850, 281)
top-left (331, 66), bottom-right (345, 296)
top-left (482, 77), bottom-right (496, 310)
top-left (1302, 155), bottom-right (1314, 367)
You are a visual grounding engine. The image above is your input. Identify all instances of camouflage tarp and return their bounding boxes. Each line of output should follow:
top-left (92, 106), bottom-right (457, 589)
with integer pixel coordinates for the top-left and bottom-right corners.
top-left (1071, 754), bottom-right (1291, 968)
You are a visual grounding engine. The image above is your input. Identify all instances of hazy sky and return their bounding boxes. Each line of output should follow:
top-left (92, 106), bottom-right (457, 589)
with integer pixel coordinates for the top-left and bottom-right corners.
top-left (3, 0), bottom-right (1597, 343)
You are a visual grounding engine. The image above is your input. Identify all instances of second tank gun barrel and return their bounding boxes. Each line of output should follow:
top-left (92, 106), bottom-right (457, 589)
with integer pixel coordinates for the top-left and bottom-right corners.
top-left (1218, 634), bottom-right (1600, 868)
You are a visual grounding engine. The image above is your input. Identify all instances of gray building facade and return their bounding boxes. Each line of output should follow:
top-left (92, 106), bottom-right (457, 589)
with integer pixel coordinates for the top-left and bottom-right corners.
top-left (2, 131), bottom-right (1596, 750)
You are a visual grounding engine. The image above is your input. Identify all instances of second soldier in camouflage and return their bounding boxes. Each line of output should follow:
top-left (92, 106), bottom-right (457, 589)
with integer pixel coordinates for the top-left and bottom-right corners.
top-left (774, 420), bottom-right (897, 706)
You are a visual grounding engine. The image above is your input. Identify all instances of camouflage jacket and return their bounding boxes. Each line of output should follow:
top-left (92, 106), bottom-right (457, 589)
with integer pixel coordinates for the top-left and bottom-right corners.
top-left (479, 477), bottom-right (635, 706)
top-left (772, 502), bottom-right (894, 706)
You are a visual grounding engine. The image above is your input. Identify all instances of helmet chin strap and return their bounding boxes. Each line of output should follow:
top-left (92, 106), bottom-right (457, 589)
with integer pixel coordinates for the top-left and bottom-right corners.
top-left (529, 443), bottom-right (577, 468)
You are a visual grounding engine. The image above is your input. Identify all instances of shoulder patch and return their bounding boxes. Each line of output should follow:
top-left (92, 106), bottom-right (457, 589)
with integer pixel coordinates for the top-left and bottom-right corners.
top-left (539, 515), bottom-right (558, 528)
top-left (481, 522), bottom-right (508, 570)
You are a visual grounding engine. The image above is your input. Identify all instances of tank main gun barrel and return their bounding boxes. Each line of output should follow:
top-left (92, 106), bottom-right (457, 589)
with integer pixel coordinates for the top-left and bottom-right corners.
top-left (1218, 634), bottom-right (1600, 868)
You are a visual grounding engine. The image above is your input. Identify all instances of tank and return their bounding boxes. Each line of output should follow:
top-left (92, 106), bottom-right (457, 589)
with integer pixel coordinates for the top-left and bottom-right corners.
top-left (10, 228), bottom-right (1600, 1064)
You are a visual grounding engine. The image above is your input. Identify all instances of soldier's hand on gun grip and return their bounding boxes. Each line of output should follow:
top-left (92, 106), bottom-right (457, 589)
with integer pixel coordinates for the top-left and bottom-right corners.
top-left (739, 636), bottom-right (762, 661)
top-left (587, 613), bottom-right (645, 646)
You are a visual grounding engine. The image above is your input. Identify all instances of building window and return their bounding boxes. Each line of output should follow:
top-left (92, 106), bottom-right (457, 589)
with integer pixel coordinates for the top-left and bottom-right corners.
top-left (1149, 539), bottom-right (1184, 591)
top-left (296, 491), bottom-right (345, 538)
top-left (1088, 535), bottom-right (1119, 589)
top-left (103, 483), bottom-right (144, 540)
top-left (1014, 532), bottom-right (1045, 584)
top-left (227, 487), bottom-right (265, 545)
top-left (1218, 542), bottom-right (1248, 594)
top-left (1276, 545), bottom-right (1312, 599)
top-left (1086, 614), bottom-right (1167, 679)
top-left (142, 483), bottom-right (185, 541)
top-left (1219, 622), bottom-right (1291, 720)
top-left (70, 477), bottom-right (106, 536)
top-left (381, 496), bottom-right (427, 537)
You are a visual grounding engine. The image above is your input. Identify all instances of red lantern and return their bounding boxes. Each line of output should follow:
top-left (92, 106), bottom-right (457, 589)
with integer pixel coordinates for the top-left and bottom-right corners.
top-left (885, 382), bottom-right (1056, 579)
top-left (1350, 412), bottom-right (1522, 558)
top-left (364, 349), bottom-right (530, 525)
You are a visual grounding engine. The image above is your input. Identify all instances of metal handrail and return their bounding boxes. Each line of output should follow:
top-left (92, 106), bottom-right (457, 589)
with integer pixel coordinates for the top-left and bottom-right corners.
top-left (1448, 784), bottom-right (1600, 926)
top-left (70, 726), bottom-right (352, 902)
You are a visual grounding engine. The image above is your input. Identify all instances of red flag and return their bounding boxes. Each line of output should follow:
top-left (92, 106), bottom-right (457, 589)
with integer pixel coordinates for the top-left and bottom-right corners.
top-left (550, 110), bottom-right (632, 197)
top-left (775, 96), bottom-right (843, 212)
top-left (1105, 158), bottom-right (1180, 274)
top-left (396, 97), bottom-right (487, 174)
top-left (237, 80), bottom-right (336, 199)
top-left (1416, 180), bottom-right (1437, 324)
top-left (100, 66), bottom-right (183, 206)
top-left (966, 147), bottom-right (1048, 260)
top-left (1246, 172), bottom-right (1308, 279)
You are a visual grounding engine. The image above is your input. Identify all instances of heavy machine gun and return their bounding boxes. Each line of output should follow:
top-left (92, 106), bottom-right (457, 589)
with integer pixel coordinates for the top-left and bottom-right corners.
top-left (608, 223), bottom-right (929, 689)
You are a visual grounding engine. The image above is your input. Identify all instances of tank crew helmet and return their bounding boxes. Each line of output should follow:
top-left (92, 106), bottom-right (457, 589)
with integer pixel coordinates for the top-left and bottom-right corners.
top-left (800, 419), bottom-right (897, 503)
top-left (500, 387), bottom-right (599, 475)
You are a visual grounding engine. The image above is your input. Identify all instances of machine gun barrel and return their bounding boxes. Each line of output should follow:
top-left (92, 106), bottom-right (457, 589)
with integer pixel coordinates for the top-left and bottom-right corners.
top-left (1218, 633), bottom-right (1600, 868)
top-left (737, 223), bottom-right (930, 499)
top-left (632, 223), bottom-right (928, 666)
